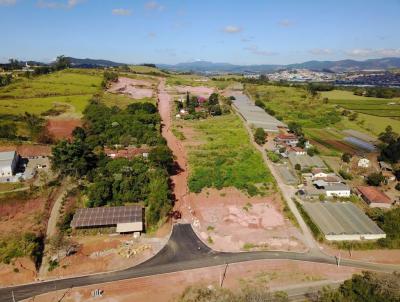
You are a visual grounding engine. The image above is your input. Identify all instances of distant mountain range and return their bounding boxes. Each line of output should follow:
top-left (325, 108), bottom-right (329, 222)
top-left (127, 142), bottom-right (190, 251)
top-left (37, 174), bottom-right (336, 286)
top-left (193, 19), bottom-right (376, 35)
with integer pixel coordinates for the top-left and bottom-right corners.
top-left (66, 57), bottom-right (126, 68)
top-left (6, 56), bottom-right (399, 73)
top-left (158, 57), bottom-right (400, 73)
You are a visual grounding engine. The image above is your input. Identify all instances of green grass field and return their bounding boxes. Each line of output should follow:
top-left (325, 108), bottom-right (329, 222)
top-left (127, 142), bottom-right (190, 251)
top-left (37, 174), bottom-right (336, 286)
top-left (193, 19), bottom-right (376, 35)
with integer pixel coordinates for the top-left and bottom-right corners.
top-left (128, 65), bottom-right (168, 76)
top-left (186, 114), bottom-right (274, 194)
top-left (0, 69), bottom-right (102, 117)
top-left (245, 84), bottom-right (341, 128)
top-left (322, 90), bottom-right (400, 118)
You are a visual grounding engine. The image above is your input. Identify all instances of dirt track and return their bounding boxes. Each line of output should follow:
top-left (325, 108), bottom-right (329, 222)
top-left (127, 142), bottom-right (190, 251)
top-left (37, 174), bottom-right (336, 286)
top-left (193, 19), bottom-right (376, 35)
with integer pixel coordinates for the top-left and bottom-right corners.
top-left (157, 79), bottom-right (191, 219)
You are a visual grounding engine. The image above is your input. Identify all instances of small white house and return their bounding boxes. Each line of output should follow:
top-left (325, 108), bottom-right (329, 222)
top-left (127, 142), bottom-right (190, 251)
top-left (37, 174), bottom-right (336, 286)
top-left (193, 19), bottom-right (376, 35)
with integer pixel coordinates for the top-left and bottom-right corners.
top-left (325, 184), bottom-right (351, 198)
top-left (358, 158), bottom-right (370, 168)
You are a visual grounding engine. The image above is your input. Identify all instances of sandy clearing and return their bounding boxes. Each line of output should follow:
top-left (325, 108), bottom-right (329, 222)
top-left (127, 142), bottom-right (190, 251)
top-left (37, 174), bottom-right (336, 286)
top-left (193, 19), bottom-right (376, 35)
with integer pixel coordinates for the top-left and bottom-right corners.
top-left (108, 77), bottom-right (154, 99)
top-left (24, 259), bottom-right (360, 302)
top-left (188, 188), bottom-right (305, 252)
top-left (174, 85), bottom-right (214, 98)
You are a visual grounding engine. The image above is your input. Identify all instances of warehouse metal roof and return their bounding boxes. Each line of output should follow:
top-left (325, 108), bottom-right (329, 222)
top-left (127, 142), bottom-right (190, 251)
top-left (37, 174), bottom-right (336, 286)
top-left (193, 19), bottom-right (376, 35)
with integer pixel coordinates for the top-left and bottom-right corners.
top-left (71, 205), bottom-right (143, 228)
top-left (302, 201), bottom-right (385, 236)
top-left (0, 151), bottom-right (16, 168)
top-left (231, 93), bottom-right (287, 132)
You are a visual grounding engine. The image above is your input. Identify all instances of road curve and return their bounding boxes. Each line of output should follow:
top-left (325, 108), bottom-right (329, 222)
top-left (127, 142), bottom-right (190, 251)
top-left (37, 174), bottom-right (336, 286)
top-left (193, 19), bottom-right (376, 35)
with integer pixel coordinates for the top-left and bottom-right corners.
top-left (0, 224), bottom-right (399, 302)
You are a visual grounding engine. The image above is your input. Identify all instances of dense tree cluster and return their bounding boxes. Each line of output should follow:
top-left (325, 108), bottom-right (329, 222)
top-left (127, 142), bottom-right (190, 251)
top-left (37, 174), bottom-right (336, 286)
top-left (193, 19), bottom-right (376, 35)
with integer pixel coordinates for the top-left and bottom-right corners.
top-left (176, 284), bottom-right (288, 302)
top-left (311, 271), bottom-right (400, 302)
top-left (378, 126), bottom-right (400, 163)
top-left (254, 128), bottom-right (266, 145)
top-left (353, 86), bottom-right (400, 99)
top-left (51, 100), bottom-right (173, 227)
top-left (83, 100), bottom-right (163, 147)
top-left (176, 92), bottom-right (227, 119)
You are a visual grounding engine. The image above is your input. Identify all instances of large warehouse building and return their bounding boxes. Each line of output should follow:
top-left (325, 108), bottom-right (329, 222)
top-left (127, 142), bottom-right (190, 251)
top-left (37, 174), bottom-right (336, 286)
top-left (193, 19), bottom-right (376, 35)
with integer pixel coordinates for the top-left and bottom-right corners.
top-left (71, 205), bottom-right (143, 233)
top-left (302, 201), bottom-right (386, 241)
top-left (231, 93), bottom-right (287, 132)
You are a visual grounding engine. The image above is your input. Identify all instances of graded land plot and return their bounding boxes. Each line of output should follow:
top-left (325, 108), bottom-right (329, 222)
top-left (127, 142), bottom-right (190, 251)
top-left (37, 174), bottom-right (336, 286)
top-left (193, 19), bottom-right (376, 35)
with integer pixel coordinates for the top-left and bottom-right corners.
top-left (190, 188), bottom-right (305, 252)
top-left (184, 114), bottom-right (274, 194)
top-left (28, 259), bottom-right (360, 302)
top-left (107, 77), bottom-right (155, 99)
top-left (40, 232), bottom-right (168, 281)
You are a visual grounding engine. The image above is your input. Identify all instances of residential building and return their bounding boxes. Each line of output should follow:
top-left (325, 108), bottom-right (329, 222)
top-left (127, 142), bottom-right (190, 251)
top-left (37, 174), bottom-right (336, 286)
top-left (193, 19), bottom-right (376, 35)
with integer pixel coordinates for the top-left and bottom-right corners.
top-left (357, 186), bottom-right (392, 209)
top-left (275, 133), bottom-right (299, 147)
top-left (313, 181), bottom-right (351, 197)
top-left (357, 158), bottom-right (370, 168)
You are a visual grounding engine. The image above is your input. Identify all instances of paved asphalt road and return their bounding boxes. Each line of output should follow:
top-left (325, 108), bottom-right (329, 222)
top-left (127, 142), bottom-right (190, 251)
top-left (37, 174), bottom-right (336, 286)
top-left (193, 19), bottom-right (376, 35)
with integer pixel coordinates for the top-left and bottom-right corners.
top-left (1, 224), bottom-right (399, 302)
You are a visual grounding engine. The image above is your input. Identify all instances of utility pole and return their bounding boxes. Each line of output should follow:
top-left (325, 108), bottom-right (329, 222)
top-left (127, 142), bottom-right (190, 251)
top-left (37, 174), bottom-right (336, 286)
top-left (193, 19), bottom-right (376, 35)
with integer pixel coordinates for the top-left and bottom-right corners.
top-left (220, 263), bottom-right (229, 288)
top-left (11, 290), bottom-right (16, 302)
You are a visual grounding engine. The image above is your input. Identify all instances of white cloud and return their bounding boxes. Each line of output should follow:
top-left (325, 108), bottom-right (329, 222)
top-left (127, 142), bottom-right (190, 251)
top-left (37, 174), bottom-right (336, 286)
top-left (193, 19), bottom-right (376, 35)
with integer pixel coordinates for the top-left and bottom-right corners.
top-left (346, 48), bottom-right (400, 57)
top-left (278, 19), bottom-right (294, 27)
top-left (244, 46), bottom-right (277, 56)
top-left (309, 48), bottom-right (333, 55)
top-left (145, 1), bottom-right (164, 11)
top-left (0, 0), bottom-right (16, 6)
top-left (223, 25), bottom-right (242, 34)
top-left (37, 0), bottom-right (84, 9)
top-left (112, 8), bottom-right (132, 16)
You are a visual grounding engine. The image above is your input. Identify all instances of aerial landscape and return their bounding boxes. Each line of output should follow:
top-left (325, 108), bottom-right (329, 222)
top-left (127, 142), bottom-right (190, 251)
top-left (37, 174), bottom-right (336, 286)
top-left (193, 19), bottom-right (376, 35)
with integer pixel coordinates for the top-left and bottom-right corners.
top-left (1, 0), bottom-right (400, 301)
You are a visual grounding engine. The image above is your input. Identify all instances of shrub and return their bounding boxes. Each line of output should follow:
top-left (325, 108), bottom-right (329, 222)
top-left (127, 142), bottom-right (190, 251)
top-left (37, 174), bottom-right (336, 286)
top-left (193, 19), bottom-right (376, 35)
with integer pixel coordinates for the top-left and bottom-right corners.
top-left (267, 151), bottom-right (280, 163)
top-left (339, 169), bottom-right (353, 180)
top-left (366, 172), bottom-right (385, 186)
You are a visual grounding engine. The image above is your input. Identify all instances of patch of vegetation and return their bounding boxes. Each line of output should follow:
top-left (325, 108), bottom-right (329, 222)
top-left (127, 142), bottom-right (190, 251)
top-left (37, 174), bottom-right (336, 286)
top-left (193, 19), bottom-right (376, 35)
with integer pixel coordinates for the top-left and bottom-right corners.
top-left (48, 259), bottom-right (59, 272)
top-left (175, 284), bottom-right (288, 302)
top-left (187, 114), bottom-right (273, 194)
top-left (267, 151), bottom-right (281, 163)
top-left (310, 271), bottom-right (400, 302)
top-left (338, 169), bottom-right (353, 180)
top-left (0, 233), bottom-right (44, 268)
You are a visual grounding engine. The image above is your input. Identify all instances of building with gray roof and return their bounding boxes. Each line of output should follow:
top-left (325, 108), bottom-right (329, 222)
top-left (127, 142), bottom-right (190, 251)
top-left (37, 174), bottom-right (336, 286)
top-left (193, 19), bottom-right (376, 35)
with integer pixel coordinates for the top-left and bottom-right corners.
top-left (0, 151), bottom-right (19, 179)
top-left (231, 93), bottom-right (287, 132)
top-left (302, 201), bottom-right (386, 241)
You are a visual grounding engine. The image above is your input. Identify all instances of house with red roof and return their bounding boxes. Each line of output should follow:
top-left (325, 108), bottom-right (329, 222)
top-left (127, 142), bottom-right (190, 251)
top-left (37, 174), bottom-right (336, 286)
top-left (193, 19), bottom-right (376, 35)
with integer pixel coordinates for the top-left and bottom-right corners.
top-left (356, 186), bottom-right (393, 209)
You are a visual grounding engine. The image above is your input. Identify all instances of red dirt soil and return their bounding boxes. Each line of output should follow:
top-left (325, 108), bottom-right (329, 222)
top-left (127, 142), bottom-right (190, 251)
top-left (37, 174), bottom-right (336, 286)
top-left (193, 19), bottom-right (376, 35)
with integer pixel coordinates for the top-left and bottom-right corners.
top-left (46, 119), bottom-right (82, 140)
top-left (25, 259), bottom-right (360, 302)
top-left (0, 144), bottom-right (51, 157)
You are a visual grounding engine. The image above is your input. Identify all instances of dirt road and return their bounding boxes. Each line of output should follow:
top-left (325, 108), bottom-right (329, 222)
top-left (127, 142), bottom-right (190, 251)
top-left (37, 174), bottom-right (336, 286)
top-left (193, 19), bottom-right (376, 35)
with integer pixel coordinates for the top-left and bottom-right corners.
top-left (157, 79), bottom-right (192, 220)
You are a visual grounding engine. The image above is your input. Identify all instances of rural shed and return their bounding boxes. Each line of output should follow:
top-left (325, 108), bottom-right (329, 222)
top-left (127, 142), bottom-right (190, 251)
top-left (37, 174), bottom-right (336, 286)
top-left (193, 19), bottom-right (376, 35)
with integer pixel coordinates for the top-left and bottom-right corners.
top-left (357, 186), bottom-right (392, 209)
top-left (71, 205), bottom-right (143, 233)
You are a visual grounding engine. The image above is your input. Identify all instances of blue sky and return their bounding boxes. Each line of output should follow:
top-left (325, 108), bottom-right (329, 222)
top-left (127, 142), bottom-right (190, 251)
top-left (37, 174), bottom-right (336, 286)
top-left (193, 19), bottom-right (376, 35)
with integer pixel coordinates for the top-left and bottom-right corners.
top-left (1, 0), bottom-right (400, 64)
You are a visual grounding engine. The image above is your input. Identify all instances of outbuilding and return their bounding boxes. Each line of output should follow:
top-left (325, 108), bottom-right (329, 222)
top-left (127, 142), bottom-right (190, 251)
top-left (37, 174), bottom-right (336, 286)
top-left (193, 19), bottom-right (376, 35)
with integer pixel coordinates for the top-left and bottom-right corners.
top-left (357, 186), bottom-right (392, 209)
top-left (71, 205), bottom-right (144, 233)
top-left (0, 151), bottom-right (19, 179)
